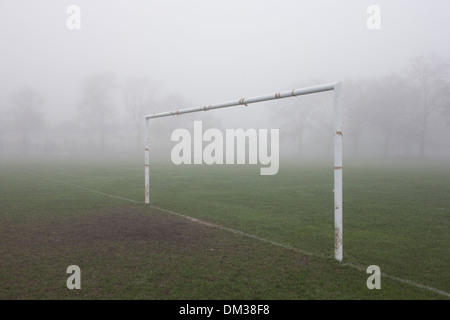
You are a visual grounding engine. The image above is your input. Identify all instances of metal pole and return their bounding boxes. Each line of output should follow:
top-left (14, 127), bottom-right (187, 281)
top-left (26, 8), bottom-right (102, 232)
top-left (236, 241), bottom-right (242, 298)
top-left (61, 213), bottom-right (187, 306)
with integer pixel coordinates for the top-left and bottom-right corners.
top-left (333, 82), bottom-right (343, 261)
top-left (145, 118), bottom-right (150, 204)
top-left (144, 83), bottom-right (337, 120)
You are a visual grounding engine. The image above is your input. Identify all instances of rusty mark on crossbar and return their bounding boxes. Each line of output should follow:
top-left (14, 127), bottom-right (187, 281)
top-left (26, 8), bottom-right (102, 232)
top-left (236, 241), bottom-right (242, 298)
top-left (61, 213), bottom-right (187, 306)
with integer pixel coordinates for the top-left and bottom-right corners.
top-left (239, 98), bottom-right (248, 106)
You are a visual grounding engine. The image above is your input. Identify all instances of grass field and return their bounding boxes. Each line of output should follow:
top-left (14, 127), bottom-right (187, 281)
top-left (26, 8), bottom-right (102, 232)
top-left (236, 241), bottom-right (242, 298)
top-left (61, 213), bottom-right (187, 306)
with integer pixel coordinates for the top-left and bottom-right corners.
top-left (0, 155), bottom-right (449, 299)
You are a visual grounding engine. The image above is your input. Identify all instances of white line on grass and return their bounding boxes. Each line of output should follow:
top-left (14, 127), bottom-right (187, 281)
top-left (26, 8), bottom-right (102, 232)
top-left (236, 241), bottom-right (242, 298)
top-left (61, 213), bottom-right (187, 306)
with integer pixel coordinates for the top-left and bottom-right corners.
top-left (150, 205), bottom-right (450, 299)
top-left (30, 171), bottom-right (450, 299)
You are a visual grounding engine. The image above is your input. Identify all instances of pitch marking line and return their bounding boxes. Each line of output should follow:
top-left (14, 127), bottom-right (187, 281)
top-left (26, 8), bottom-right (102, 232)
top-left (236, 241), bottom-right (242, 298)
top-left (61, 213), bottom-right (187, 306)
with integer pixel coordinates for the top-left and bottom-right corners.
top-left (150, 205), bottom-right (450, 298)
top-left (29, 172), bottom-right (450, 298)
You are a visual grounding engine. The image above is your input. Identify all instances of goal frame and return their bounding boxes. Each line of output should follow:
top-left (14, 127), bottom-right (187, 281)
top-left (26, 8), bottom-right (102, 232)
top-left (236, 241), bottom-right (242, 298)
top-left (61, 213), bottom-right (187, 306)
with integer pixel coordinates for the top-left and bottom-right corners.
top-left (144, 82), bottom-right (343, 261)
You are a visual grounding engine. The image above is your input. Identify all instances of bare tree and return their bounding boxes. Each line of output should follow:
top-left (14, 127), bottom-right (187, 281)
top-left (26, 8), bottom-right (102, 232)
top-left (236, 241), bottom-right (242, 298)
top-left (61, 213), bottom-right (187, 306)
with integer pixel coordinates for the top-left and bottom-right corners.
top-left (78, 72), bottom-right (116, 150)
top-left (308, 92), bottom-right (335, 157)
top-left (123, 76), bottom-right (160, 150)
top-left (272, 81), bottom-right (329, 156)
top-left (342, 79), bottom-right (373, 158)
top-left (8, 87), bottom-right (45, 153)
top-left (145, 93), bottom-right (193, 158)
top-left (367, 74), bottom-right (410, 158)
top-left (407, 54), bottom-right (450, 158)
top-left (153, 93), bottom-right (191, 139)
top-left (440, 78), bottom-right (450, 127)
top-left (273, 98), bottom-right (314, 156)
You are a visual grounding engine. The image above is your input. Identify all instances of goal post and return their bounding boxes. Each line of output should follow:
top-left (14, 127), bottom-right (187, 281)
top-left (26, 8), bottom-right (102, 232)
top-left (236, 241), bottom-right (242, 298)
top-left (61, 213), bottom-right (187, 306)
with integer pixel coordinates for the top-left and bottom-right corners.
top-left (144, 82), bottom-right (343, 261)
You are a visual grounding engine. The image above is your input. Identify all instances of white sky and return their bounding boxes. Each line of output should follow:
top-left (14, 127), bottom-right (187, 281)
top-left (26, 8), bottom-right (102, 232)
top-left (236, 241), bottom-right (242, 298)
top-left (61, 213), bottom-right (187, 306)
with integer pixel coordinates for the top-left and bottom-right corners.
top-left (1, 0), bottom-right (449, 125)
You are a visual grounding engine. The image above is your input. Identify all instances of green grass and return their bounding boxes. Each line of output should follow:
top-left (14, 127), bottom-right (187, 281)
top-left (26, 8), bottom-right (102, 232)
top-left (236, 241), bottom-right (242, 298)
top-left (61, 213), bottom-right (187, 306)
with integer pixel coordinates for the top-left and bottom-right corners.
top-left (0, 156), bottom-right (449, 299)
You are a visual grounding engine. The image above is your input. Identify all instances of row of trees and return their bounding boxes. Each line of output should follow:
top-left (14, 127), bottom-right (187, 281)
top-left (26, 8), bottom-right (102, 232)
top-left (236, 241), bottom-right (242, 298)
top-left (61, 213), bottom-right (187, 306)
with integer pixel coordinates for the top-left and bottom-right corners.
top-left (348, 54), bottom-right (450, 158)
top-left (274, 54), bottom-right (450, 159)
top-left (0, 72), bottom-right (191, 155)
top-left (1, 54), bottom-right (449, 159)
top-left (1, 87), bottom-right (45, 153)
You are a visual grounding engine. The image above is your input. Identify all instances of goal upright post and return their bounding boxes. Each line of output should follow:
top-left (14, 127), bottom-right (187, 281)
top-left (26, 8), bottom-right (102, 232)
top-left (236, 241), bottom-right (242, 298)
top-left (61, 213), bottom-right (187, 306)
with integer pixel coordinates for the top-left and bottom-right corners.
top-left (144, 119), bottom-right (150, 204)
top-left (333, 82), bottom-right (343, 262)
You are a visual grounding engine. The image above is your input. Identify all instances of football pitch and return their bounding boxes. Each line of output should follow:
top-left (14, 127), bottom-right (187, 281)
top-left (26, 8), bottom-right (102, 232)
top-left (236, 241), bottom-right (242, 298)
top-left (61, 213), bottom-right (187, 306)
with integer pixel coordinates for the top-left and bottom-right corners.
top-left (0, 156), bottom-right (449, 299)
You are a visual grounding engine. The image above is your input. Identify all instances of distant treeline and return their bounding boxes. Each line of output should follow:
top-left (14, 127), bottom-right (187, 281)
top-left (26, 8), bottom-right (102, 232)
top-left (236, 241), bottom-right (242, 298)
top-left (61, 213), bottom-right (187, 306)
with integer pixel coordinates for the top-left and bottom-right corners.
top-left (1, 54), bottom-right (449, 159)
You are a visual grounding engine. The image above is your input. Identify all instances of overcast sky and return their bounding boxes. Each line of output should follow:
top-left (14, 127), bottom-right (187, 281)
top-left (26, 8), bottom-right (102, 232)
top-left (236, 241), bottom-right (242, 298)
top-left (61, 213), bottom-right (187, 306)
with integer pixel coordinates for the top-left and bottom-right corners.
top-left (1, 0), bottom-right (449, 124)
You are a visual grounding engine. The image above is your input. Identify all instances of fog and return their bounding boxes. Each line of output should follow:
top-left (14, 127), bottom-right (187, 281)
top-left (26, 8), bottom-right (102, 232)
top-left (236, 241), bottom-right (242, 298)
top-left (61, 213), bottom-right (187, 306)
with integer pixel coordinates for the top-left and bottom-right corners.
top-left (1, 0), bottom-right (450, 162)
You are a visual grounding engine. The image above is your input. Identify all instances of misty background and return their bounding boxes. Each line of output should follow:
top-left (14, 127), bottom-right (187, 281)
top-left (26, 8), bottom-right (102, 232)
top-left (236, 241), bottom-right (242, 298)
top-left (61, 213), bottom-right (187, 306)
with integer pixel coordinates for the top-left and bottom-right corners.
top-left (1, 0), bottom-right (450, 162)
